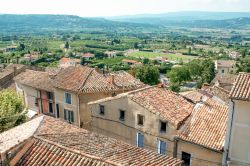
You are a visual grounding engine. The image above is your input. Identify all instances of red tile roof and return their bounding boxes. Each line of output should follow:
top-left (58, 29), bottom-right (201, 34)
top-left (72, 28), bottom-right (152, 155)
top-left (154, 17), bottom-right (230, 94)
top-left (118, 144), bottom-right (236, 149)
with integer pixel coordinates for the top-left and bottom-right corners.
top-left (14, 70), bottom-right (54, 92)
top-left (129, 87), bottom-right (194, 129)
top-left (229, 72), bottom-right (250, 101)
top-left (53, 66), bottom-right (145, 93)
top-left (178, 98), bottom-right (229, 151)
top-left (59, 57), bottom-right (80, 63)
top-left (216, 60), bottom-right (236, 68)
top-left (4, 116), bottom-right (182, 166)
top-left (16, 138), bottom-right (112, 166)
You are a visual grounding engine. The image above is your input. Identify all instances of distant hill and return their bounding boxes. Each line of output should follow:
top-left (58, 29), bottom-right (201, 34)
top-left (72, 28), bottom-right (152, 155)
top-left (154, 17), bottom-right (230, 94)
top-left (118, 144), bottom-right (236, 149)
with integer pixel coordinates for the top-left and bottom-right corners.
top-left (107, 11), bottom-right (250, 29)
top-left (0, 14), bottom-right (154, 34)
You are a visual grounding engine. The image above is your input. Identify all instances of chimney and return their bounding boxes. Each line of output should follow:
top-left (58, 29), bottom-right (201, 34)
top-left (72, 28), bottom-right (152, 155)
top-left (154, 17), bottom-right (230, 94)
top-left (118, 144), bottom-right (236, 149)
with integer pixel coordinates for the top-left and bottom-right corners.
top-left (13, 66), bottom-right (17, 76)
top-left (109, 74), bottom-right (115, 85)
top-left (95, 66), bottom-right (100, 73)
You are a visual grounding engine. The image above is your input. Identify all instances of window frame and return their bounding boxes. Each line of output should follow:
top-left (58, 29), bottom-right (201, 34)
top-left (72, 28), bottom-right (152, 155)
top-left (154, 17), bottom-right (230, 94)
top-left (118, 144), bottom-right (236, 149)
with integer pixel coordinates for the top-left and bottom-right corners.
top-left (157, 139), bottom-right (167, 155)
top-left (137, 114), bottom-right (144, 126)
top-left (64, 92), bottom-right (72, 104)
top-left (99, 105), bottom-right (105, 115)
top-left (48, 102), bottom-right (53, 114)
top-left (136, 132), bottom-right (144, 148)
top-left (64, 109), bottom-right (74, 123)
top-left (119, 109), bottom-right (125, 121)
top-left (160, 121), bottom-right (168, 133)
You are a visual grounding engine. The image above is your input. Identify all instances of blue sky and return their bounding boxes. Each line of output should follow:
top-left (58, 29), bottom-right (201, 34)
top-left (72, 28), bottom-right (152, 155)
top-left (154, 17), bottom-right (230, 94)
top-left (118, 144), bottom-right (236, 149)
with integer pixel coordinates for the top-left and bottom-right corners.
top-left (0, 0), bottom-right (249, 17)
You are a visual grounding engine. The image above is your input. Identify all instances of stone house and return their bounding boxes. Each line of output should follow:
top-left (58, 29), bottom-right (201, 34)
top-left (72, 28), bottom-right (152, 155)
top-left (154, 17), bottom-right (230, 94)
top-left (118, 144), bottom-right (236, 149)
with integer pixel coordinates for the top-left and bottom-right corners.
top-left (215, 60), bottom-right (236, 75)
top-left (59, 57), bottom-right (80, 68)
top-left (89, 86), bottom-right (229, 166)
top-left (14, 66), bottom-right (145, 128)
top-left (14, 70), bottom-right (56, 118)
top-left (52, 66), bottom-right (145, 128)
top-left (224, 72), bottom-right (250, 166)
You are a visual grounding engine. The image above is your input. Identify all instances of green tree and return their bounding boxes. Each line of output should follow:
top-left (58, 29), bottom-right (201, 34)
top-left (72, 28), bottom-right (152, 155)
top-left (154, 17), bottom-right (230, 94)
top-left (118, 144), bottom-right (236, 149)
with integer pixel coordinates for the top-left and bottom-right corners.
top-left (65, 41), bottom-right (70, 49)
top-left (17, 43), bottom-right (25, 51)
top-left (134, 65), bottom-right (160, 85)
top-left (168, 66), bottom-right (191, 85)
top-left (188, 47), bottom-right (192, 54)
top-left (0, 90), bottom-right (26, 132)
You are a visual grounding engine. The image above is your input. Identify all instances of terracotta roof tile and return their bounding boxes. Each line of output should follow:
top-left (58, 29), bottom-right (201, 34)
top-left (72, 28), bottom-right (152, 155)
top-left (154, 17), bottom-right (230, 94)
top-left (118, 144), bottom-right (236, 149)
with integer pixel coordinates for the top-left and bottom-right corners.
top-left (4, 116), bottom-right (182, 166)
top-left (14, 70), bottom-right (54, 92)
top-left (216, 60), bottom-right (236, 68)
top-left (129, 87), bottom-right (194, 129)
top-left (53, 66), bottom-right (145, 93)
top-left (211, 74), bottom-right (237, 85)
top-left (229, 72), bottom-right (250, 100)
top-left (178, 98), bottom-right (229, 151)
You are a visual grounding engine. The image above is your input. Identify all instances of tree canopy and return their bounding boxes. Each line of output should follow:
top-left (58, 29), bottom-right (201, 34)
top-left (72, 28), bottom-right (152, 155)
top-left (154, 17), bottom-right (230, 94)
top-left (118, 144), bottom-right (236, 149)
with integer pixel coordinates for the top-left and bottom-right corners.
top-left (133, 65), bottom-right (160, 85)
top-left (0, 90), bottom-right (26, 133)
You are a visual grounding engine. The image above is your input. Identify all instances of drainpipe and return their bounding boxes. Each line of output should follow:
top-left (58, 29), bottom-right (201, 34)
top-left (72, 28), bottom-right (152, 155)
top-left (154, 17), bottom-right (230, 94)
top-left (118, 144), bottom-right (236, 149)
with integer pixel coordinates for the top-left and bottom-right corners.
top-left (77, 94), bottom-right (81, 128)
top-left (173, 137), bottom-right (178, 158)
top-left (224, 99), bottom-right (235, 166)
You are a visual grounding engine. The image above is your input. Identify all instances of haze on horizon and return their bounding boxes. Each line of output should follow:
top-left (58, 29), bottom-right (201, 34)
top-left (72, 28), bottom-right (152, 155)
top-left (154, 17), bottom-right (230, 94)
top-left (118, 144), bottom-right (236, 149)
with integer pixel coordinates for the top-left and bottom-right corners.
top-left (0, 0), bottom-right (249, 17)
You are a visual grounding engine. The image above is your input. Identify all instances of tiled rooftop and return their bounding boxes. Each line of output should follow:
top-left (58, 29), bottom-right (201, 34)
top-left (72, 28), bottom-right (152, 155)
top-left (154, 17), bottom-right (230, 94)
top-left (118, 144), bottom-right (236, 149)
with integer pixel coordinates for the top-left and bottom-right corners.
top-left (14, 69), bottom-right (54, 92)
top-left (178, 98), bottom-right (229, 151)
top-left (216, 60), bottom-right (236, 68)
top-left (1, 116), bottom-right (182, 166)
top-left (229, 72), bottom-right (250, 101)
top-left (129, 87), bottom-right (194, 129)
top-left (0, 116), bottom-right (43, 153)
top-left (211, 74), bottom-right (237, 86)
top-left (52, 66), bottom-right (145, 93)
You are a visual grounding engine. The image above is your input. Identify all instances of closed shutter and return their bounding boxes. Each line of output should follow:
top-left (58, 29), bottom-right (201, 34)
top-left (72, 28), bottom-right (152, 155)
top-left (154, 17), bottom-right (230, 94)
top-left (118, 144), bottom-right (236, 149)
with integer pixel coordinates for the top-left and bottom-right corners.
top-left (64, 109), bottom-right (67, 120)
top-left (136, 133), bottom-right (144, 148)
top-left (70, 111), bottom-right (74, 123)
top-left (157, 139), bottom-right (167, 155)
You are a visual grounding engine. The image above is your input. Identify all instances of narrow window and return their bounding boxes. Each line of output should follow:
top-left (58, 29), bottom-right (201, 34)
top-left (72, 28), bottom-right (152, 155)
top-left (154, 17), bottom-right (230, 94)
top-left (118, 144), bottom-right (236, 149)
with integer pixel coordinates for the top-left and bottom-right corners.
top-left (222, 69), bottom-right (224, 73)
top-left (99, 105), bottom-right (105, 115)
top-left (160, 121), bottom-right (168, 133)
top-left (47, 92), bottom-right (53, 100)
top-left (64, 109), bottom-right (74, 123)
top-left (119, 110), bottom-right (125, 121)
top-left (157, 139), bottom-right (167, 155)
top-left (48, 102), bottom-right (53, 113)
top-left (137, 114), bottom-right (144, 126)
top-left (65, 92), bottom-right (72, 104)
top-left (182, 152), bottom-right (191, 166)
top-left (56, 104), bottom-right (59, 118)
top-left (136, 133), bottom-right (144, 148)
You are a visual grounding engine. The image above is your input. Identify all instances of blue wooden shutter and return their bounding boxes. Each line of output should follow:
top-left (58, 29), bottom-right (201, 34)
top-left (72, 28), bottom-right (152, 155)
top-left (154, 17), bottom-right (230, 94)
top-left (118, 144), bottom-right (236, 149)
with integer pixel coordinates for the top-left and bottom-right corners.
top-left (157, 140), bottom-right (167, 155)
top-left (137, 133), bottom-right (144, 148)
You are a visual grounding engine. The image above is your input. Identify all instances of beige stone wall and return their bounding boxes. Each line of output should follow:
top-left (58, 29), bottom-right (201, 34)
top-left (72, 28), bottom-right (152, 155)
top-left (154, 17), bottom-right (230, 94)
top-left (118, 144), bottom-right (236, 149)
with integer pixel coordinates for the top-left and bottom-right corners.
top-left (229, 100), bottom-right (250, 165)
top-left (217, 67), bottom-right (236, 75)
top-left (177, 140), bottom-right (223, 166)
top-left (16, 83), bottom-right (40, 112)
top-left (79, 92), bottom-right (111, 128)
top-left (54, 88), bottom-right (80, 126)
top-left (89, 96), bottom-right (178, 156)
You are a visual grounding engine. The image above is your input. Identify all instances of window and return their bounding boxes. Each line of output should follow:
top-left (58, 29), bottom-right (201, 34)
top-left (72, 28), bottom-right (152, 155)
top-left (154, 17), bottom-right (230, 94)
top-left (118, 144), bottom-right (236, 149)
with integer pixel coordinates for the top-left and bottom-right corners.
top-left (56, 104), bottom-right (59, 118)
top-left (64, 109), bottom-right (74, 123)
top-left (157, 139), bottom-right (167, 155)
top-left (136, 133), bottom-right (144, 148)
top-left (65, 92), bottom-right (72, 104)
top-left (160, 121), bottom-right (168, 133)
top-left (137, 114), bottom-right (144, 126)
top-left (99, 105), bottom-right (105, 115)
top-left (182, 152), bottom-right (191, 166)
top-left (222, 69), bottom-right (224, 73)
top-left (119, 110), bottom-right (125, 121)
top-left (47, 92), bottom-right (53, 100)
top-left (48, 102), bottom-right (53, 113)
